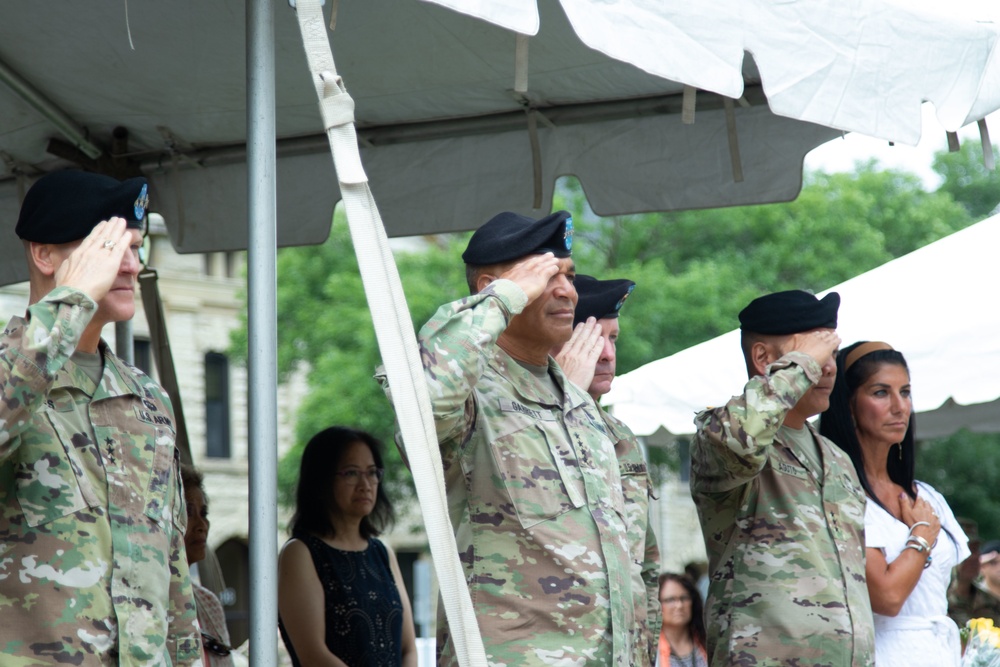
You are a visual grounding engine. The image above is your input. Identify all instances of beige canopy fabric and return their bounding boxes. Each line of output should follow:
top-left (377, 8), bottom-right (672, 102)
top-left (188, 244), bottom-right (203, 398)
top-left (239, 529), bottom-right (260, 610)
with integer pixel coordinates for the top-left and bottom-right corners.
top-left (1, 1), bottom-right (999, 287)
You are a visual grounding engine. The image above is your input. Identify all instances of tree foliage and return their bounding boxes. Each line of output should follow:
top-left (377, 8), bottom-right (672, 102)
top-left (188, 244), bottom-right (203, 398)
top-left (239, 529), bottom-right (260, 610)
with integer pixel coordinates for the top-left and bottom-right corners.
top-left (230, 216), bottom-right (468, 507)
top-left (918, 431), bottom-right (1000, 540)
top-left (932, 141), bottom-right (1000, 220)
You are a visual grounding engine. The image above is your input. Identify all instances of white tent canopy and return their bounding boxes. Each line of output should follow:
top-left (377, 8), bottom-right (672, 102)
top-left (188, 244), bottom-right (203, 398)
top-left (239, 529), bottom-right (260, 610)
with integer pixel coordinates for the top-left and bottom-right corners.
top-left (3, 1), bottom-right (1000, 663)
top-left (2, 1), bottom-right (1000, 287)
top-left (605, 213), bottom-right (1000, 441)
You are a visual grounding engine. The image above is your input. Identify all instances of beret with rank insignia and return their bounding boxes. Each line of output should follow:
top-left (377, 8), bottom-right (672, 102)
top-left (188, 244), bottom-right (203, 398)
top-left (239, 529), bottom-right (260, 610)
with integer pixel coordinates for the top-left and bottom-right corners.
top-left (16, 171), bottom-right (149, 244)
top-left (573, 275), bottom-right (636, 326)
top-left (462, 210), bottom-right (573, 265)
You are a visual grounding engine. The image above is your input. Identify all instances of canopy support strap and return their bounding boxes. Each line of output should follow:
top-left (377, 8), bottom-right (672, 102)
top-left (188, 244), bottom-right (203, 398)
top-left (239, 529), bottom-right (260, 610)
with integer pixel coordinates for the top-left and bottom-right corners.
top-left (293, 3), bottom-right (488, 666)
top-left (138, 268), bottom-right (193, 465)
top-left (947, 131), bottom-right (961, 152)
top-left (528, 109), bottom-right (543, 208)
top-left (682, 85), bottom-right (696, 124)
top-left (724, 97), bottom-right (744, 183)
top-left (979, 119), bottom-right (995, 171)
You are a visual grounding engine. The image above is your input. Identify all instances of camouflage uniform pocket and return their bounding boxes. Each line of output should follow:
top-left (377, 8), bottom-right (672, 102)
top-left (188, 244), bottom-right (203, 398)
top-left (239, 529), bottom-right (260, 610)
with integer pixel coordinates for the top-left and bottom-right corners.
top-left (14, 408), bottom-right (99, 527)
top-left (490, 422), bottom-right (585, 529)
top-left (144, 429), bottom-right (184, 533)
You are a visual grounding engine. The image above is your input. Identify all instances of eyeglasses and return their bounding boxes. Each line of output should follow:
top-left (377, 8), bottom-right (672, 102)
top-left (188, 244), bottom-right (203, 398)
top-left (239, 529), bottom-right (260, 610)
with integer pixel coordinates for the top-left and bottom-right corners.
top-left (334, 468), bottom-right (385, 485)
top-left (660, 596), bottom-right (692, 606)
top-left (201, 632), bottom-right (232, 657)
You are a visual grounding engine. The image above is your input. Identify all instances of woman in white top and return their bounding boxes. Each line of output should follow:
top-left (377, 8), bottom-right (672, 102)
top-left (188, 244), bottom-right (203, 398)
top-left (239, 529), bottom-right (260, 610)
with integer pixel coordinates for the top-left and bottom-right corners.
top-left (820, 341), bottom-right (969, 667)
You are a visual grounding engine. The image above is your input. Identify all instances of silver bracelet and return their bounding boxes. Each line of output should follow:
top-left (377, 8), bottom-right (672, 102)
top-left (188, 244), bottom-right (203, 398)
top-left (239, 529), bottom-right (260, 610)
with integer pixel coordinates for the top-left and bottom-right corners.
top-left (904, 543), bottom-right (926, 554)
top-left (909, 521), bottom-right (932, 534)
top-left (908, 535), bottom-right (932, 552)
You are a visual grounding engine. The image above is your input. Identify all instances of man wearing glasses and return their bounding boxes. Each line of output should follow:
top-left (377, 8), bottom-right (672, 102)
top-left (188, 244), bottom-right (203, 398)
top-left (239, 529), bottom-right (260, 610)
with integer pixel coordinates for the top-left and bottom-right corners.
top-left (0, 171), bottom-right (201, 664)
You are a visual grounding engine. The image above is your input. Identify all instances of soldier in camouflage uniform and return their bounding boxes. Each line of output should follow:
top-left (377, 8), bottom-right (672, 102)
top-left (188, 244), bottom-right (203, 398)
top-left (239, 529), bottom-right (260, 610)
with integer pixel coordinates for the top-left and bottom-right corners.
top-left (949, 539), bottom-right (1000, 627)
top-left (689, 290), bottom-right (874, 667)
top-left (382, 211), bottom-right (636, 666)
top-left (552, 274), bottom-right (660, 666)
top-left (0, 172), bottom-right (201, 665)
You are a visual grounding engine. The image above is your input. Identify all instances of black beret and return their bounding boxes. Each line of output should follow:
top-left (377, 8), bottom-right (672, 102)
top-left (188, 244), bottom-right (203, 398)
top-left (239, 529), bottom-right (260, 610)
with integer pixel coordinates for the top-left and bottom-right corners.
top-left (573, 275), bottom-right (636, 326)
top-left (462, 210), bottom-right (573, 265)
top-left (738, 290), bottom-right (840, 335)
top-left (16, 171), bottom-right (149, 243)
top-left (981, 540), bottom-right (1000, 558)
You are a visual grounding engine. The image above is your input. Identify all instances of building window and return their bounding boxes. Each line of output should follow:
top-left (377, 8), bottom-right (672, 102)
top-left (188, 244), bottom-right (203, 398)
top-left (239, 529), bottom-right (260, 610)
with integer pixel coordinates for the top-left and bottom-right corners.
top-left (133, 338), bottom-right (154, 376)
top-left (205, 352), bottom-right (231, 458)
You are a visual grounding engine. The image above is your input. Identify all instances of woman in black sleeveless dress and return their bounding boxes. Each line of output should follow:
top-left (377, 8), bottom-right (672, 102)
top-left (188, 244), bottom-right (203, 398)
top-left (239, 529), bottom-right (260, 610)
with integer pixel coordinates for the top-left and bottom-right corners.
top-left (278, 426), bottom-right (418, 666)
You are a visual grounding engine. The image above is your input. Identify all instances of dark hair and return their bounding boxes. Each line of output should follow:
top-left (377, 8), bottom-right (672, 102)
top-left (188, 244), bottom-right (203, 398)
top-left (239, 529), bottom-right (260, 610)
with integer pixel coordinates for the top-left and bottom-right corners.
top-left (290, 426), bottom-right (395, 540)
top-left (465, 260), bottom-right (515, 295)
top-left (819, 342), bottom-right (916, 513)
top-left (658, 573), bottom-right (706, 650)
top-left (180, 463), bottom-right (206, 496)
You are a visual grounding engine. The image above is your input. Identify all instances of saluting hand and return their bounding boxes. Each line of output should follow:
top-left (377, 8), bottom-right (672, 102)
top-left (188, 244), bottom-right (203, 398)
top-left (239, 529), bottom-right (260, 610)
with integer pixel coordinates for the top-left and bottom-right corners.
top-left (54, 218), bottom-right (132, 303)
top-left (500, 252), bottom-right (560, 304)
top-left (784, 329), bottom-right (841, 367)
top-left (554, 317), bottom-right (603, 391)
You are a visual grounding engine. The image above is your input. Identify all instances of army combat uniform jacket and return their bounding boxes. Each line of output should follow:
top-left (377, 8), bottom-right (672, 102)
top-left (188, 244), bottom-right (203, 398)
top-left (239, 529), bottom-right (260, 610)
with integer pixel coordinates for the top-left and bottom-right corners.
top-left (690, 352), bottom-right (874, 667)
top-left (600, 406), bottom-right (661, 666)
top-left (948, 577), bottom-right (1000, 628)
top-left (409, 279), bottom-right (636, 666)
top-left (0, 287), bottom-right (201, 665)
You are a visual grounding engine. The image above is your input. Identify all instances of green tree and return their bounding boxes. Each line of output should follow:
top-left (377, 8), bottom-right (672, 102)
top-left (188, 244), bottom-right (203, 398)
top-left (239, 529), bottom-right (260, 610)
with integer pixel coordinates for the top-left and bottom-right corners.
top-left (918, 431), bottom-right (1000, 538)
top-left (230, 213), bottom-right (468, 508)
top-left (932, 141), bottom-right (1000, 220)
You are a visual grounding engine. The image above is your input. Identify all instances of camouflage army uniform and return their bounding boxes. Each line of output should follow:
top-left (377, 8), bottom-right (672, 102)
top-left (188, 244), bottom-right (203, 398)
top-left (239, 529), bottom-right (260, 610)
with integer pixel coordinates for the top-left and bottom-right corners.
top-left (600, 407), bottom-right (661, 667)
top-left (689, 352), bottom-right (874, 667)
top-left (406, 278), bottom-right (636, 666)
top-left (0, 287), bottom-right (201, 665)
top-left (948, 578), bottom-right (1000, 627)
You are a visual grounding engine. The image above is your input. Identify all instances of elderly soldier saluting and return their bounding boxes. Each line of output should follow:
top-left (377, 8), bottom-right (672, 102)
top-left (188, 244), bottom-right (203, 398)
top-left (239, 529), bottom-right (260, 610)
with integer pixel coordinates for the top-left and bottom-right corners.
top-left (689, 290), bottom-right (874, 667)
top-left (383, 212), bottom-right (636, 666)
top-left (553, 275), bottom-right (661, 667)
top-left (0, 172), bottom-right (201, 664)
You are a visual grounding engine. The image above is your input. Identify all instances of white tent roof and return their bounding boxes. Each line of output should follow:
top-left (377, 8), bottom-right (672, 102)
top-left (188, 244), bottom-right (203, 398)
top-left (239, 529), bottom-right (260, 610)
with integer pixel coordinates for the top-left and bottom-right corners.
top-left (2, 0), bottom-right (999, 286)
top-left (605, 213), bottom-right (1000, 440)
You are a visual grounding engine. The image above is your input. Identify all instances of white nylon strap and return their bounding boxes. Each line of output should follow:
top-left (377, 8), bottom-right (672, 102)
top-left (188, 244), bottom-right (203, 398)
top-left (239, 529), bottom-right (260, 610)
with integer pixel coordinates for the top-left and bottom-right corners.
top-left (318, 80), bottom-right (356, 127)
top-left (293, 2), bottom-right (487, 666)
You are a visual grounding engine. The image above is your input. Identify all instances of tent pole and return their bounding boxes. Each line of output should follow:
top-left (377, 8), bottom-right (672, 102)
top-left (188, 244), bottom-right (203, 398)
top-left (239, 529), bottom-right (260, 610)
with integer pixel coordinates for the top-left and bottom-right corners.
top-left (246, 0), bottom-right (278, 665)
